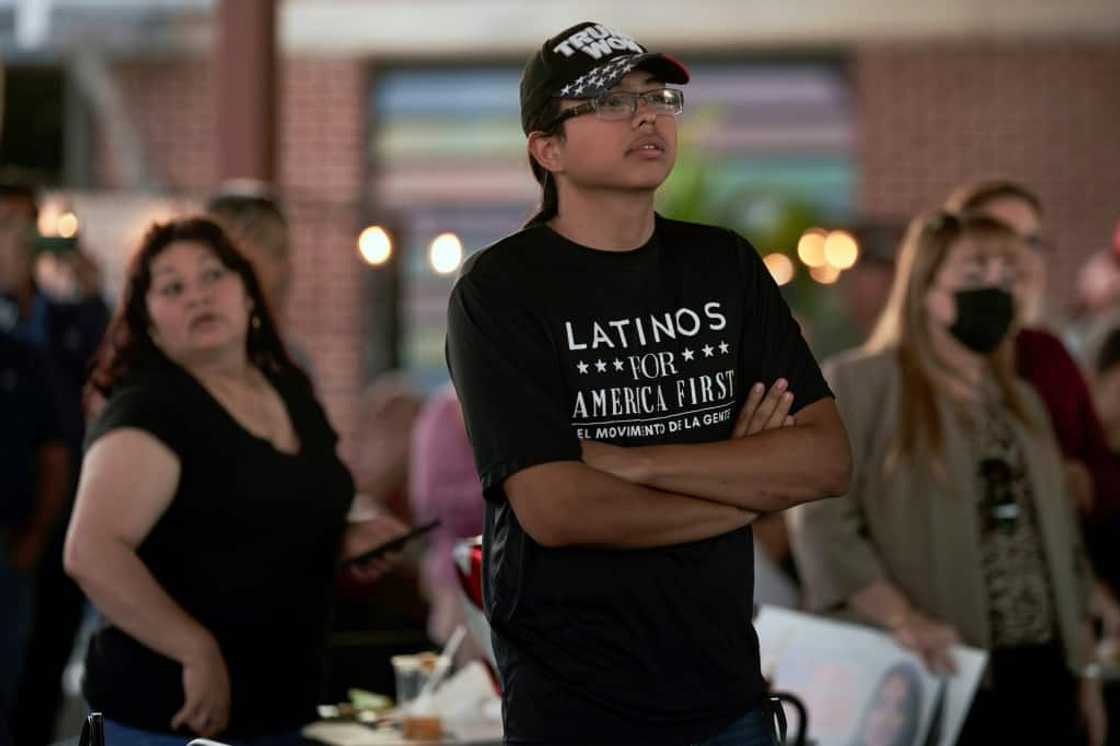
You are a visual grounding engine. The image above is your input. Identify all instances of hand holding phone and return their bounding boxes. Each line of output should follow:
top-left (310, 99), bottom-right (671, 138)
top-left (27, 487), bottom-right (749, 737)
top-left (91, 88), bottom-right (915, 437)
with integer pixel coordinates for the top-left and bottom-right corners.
top-left (342, 519), bottom-right (441, 568)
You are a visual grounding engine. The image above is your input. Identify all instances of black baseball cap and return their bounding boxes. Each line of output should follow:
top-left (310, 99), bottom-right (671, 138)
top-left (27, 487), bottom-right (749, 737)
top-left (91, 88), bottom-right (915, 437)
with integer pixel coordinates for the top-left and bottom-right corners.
top-left (520, 22), bottom-right (690, 134)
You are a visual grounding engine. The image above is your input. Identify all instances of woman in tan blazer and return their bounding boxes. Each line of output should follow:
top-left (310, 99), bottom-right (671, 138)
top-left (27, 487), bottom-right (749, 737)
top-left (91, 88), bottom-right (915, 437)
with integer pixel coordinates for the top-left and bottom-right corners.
top-left (789, 211), bottom-right (1105, 745)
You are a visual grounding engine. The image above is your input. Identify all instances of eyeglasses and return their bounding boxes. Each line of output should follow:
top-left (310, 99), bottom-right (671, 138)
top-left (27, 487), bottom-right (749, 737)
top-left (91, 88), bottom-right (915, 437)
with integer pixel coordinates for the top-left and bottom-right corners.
top-left (955, 258), bottom-right (1020, 290)
top-left (542, 88), bottom-right (684, 131)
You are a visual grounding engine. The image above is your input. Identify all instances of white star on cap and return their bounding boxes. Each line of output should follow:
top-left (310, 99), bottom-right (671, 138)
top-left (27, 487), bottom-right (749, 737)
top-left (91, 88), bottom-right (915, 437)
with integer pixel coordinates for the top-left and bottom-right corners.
top-left (561, 54), bottom-right (642, 99)
top-left (577, 361), bottom-right (589, 374)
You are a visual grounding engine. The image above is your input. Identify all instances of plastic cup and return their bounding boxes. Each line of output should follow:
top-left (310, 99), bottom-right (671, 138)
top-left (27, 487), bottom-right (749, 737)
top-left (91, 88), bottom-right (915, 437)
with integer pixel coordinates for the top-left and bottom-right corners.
top-left (391, 652), bottom-right (439, 708)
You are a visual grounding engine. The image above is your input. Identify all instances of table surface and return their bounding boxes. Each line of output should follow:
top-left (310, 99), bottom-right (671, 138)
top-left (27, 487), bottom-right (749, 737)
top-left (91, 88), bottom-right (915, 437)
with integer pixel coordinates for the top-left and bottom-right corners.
top-left (303, 719), bottom-right (502, 746)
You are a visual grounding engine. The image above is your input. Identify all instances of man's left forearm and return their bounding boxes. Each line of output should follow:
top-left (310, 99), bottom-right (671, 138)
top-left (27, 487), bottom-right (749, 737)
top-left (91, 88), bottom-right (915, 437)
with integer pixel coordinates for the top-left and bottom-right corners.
top-left (587, 398), bottom-right (851, 512)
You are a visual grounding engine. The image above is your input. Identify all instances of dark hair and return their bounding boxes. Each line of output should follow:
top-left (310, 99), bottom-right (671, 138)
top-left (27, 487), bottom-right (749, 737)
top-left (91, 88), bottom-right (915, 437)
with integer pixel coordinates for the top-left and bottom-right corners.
top-left (1098, 329), bottom-right (1120, 375)
top-left (86, 217), bottom-right (303, 404)
top-left (523, 98), bottom-right (566, 228)
top-left (945, 179), bottom-right (1043, 218)
top-left (0, 180), bottom-right (40, 222)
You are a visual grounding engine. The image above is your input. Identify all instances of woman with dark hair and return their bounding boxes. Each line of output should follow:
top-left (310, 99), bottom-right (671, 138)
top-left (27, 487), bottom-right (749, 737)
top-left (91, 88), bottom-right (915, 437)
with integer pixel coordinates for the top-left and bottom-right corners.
top-left (63, 217), bottom-right (397, 745)
top-left (790, 212), bottom-right (1104, 744)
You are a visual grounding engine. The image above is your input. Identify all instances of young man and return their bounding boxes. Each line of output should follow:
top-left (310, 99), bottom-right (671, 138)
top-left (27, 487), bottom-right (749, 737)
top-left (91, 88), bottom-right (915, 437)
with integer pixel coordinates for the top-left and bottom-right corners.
top-left (446, 22), bottom-right (851, 744)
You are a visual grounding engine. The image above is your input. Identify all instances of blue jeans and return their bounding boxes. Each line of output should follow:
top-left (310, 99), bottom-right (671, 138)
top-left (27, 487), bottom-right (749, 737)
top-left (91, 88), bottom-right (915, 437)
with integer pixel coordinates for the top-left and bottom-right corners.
top-left (0, 534), bottom-right (34, 716)
top-left (695, 706), bottom-right (779, 746)
top-left (103, 718), bottom-right (307, 746)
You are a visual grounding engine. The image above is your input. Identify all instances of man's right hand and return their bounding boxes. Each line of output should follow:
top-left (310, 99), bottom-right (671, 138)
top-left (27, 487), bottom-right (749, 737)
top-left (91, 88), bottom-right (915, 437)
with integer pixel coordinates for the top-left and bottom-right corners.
top-left (733, 379), bottom-right (795, 437)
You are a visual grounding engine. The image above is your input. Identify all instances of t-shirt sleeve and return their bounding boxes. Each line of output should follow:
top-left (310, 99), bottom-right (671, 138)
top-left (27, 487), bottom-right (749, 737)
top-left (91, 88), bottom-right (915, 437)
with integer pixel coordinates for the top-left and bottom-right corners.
top-left (735, 233), bottom-right (833, 414)
top-left (446, 274), bottom-right (582, 502)
top-left (85, 385), bottom-right (187, 458)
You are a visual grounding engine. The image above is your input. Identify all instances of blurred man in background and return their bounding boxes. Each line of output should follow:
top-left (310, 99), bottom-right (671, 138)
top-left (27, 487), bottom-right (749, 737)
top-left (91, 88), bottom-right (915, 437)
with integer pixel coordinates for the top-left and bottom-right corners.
top-left (206, 181), bottom-right (317, 382)
top-left (1, 180), bottom-right (108, 746)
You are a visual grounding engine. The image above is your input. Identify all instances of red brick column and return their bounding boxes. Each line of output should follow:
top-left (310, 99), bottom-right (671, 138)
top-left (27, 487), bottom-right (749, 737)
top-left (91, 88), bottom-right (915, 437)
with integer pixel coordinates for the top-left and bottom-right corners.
top-left (280, 57), bottom-right (369, 457)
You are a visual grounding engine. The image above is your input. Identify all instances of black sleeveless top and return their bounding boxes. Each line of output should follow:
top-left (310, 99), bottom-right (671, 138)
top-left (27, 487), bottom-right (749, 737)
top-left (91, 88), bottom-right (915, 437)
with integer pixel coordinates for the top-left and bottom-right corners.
top-left (81, 355), bottom-right (353, 737)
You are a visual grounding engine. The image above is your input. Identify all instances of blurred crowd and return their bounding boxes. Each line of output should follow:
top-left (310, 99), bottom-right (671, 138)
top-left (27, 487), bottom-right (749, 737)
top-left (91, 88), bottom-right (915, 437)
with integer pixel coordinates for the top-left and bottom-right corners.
top-left (1, 173), bottom-right (1119, 744)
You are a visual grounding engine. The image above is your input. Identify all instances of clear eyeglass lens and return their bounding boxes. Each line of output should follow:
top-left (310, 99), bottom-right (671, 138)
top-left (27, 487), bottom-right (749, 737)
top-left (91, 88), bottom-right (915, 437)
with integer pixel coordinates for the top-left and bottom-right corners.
top-left (650, 90), bottom-right (680, 111)
top-left (594, 89), bottom-right (683, 120)
top-left (597, 93), bottom-right (634, 117)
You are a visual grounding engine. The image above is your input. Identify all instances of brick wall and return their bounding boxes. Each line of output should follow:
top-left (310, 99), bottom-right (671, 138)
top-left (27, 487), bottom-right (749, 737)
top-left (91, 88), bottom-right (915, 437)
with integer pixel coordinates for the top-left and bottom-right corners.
top-left (94, 60), bottom-right (216, 190)
top-left (855, 41), bottom-right (1120, 306)
top-left (278, 58), bottom-right (369, 460)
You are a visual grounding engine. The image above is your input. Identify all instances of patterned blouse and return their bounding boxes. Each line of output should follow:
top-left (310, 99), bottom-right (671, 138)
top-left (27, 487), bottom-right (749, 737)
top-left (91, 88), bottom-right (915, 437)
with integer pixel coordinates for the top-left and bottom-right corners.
top-left (968, 395), bottom-right (1058, 648)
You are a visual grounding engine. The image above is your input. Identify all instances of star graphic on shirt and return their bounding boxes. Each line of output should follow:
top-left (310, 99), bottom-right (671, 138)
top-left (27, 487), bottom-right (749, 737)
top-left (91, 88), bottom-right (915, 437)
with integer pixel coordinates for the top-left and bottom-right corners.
top-left (595, 359), bottom-right (608, 373)
top-left (613, 358), bottom-right (625, 372)
top-left (577, 361), bottom-right (590, 374)
top-left (702, 344), bottom-right (715, 358)
top-left (682, 347), bottom-right (695, 362)
top-left (719, 340), bottom-right (731, 354)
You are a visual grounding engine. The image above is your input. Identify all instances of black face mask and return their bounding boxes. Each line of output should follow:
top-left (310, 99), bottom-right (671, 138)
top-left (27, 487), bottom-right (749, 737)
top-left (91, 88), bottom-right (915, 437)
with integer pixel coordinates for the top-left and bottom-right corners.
top-left (949, 287), bottom-right (1015, 354)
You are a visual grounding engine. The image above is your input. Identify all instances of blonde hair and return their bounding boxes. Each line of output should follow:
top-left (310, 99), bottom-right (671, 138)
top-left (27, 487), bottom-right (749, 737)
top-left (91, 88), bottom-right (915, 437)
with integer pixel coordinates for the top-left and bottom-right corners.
top-left (944, 179), bottom-right (1042, 217)
top-left (866, 211), bottom-right (1035, 475)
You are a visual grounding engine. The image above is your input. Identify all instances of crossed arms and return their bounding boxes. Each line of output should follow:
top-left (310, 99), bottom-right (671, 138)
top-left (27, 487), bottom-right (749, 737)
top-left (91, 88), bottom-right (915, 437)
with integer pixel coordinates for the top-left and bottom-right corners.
top-left (506, 380), bottom-right (852, 549)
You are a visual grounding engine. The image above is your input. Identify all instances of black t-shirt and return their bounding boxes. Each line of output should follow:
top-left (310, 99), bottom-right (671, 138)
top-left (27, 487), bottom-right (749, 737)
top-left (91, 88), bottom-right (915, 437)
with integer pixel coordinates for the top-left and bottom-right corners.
top-left (81, 354), bottom-right (353, 738)
top-left (0, 332), bottom-right (64, 528)
top-left (446, 215), bottom-right (832, 744)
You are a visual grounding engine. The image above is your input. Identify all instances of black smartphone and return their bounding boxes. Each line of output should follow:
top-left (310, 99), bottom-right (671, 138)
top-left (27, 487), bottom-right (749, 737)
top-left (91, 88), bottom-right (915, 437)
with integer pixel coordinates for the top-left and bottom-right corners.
top-left (342, 519), bottom-right (441, 568)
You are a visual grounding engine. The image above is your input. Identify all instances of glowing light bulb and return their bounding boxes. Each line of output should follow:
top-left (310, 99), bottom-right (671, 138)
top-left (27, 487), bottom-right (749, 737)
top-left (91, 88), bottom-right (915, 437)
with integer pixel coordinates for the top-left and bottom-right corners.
top-left (763, 253), bottom-right (795, 286)
top-left (358, 226), bottom-right (392, 266)
top-left (429, 232), bottom-right (463, 275)
top-left (797, 229), bottom-right (827, 268)
top-left (810, 264), bottom-right (841, 285)
top-left (57, 212), bottom-right (79, 238)
top-left (824, 230), bottom-right (859, 270)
